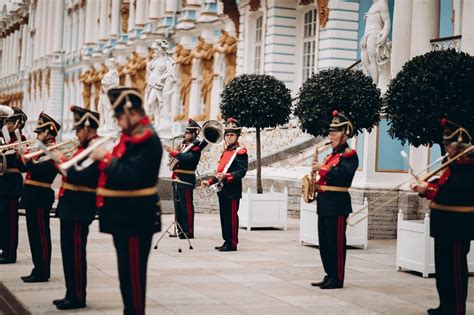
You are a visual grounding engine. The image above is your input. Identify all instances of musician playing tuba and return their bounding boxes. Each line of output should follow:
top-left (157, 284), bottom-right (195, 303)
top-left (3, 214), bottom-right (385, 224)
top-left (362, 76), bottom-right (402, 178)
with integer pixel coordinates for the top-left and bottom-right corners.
top-left (202, 118), bottom-right (248, 252)
top-left (52, 106), bottom-right (101, 310)
top-left (411, 118), bottom-right (474, 315)
top-left (310, 110), bottom-right (358, 289)
top-left (163, 118), bottom-right (202, 239)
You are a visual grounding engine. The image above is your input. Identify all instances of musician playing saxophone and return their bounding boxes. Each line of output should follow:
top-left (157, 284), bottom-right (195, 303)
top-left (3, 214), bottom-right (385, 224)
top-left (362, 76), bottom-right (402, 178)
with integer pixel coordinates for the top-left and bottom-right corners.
top-left (310, 110), bottom-right (358, 289)
top-left (52, 106), bottom-right (101, 310)
top-left (202, 118), bottom-right (248, 252)
top-left (163, 118), bottom-right (201, 239)
top-left (411, 119), bottom-right (474, 315)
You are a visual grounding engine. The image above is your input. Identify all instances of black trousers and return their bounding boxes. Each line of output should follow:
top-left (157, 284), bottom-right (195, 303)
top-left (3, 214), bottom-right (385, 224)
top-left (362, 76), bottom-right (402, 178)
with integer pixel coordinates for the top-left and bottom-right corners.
top-left (60, 219), bottom-right (92, 303)
top-left (174, 187), bottom-right (195, 237)
top-left (434, 238), bottom-right (471, 315)
top-left (218, 196), bottom-right (240, 250)
top-left (318, 215), bottom-right (347, 284)
top-left (112, 232), bottom-right (153, 315)
top-left (25, 207), bottom-right (51, 279)
top-left (0, 197), bottom-right (19, 261)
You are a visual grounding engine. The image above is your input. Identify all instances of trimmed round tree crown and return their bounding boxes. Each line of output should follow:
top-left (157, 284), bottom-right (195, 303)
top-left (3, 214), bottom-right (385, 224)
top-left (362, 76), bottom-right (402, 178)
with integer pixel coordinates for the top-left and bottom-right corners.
top-left (384, 49), bottom-right (474, 147)
top-left (219, 74), bottom-right (292, 128)
top-left (295, 67), bottom-right (381, 137)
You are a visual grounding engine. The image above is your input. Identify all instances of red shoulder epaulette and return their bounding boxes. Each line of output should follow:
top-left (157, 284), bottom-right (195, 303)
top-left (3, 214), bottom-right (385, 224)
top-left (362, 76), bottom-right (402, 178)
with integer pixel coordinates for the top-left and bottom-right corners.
top-left (128, 128), bottom-right (153, 144)
top-left (342, 148), bottom-right (356, 158)
top-left (191, 146), bottom-right (200, 152)
top-left (237, 147), bottom-right (247, 155)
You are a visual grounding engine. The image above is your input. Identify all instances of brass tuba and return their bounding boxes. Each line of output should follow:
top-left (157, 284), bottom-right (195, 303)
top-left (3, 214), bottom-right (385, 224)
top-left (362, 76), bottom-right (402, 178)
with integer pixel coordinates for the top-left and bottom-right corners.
top-left (201, 119), bottom-right (224, 146)
top-left (302, 139), bottom-right (332, 203)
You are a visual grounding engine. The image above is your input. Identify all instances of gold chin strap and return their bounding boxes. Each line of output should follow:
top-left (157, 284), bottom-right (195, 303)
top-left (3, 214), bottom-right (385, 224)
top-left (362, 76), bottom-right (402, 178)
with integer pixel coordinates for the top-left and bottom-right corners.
top-left (443, 127), bottom-right (472, 143)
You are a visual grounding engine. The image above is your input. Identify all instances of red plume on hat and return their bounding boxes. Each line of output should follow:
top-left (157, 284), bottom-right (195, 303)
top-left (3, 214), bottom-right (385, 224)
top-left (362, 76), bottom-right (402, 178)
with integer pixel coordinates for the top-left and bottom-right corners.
top-left (440, 117), bottom-right (447, 126)
top-left (228, 117), bottom-right (235, 123)
top-left (332, 110), bottom-right (338, 117)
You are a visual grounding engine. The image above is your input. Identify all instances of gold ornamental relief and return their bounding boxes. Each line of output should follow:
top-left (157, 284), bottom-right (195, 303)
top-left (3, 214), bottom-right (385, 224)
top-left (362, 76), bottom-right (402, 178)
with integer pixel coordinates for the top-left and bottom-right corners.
top-left (193, 37), bottom-right (214, 121)
top-left (215, 30), bottom-right (237, 86)
top-left (173, 44), bottom-right (194, 121)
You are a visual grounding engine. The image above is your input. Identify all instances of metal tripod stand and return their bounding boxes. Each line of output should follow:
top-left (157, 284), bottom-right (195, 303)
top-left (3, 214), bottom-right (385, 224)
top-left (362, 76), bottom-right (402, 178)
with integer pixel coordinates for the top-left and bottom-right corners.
top-left (154, 182), bottom-right (193, 252)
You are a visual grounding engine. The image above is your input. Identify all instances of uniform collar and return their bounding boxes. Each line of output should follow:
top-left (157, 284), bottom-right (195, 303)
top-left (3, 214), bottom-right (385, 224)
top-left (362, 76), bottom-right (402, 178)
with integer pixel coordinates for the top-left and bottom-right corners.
top-left (226, 142), bottom-right (240, 151)
top-left (332, 142), bottom-right (349, 154)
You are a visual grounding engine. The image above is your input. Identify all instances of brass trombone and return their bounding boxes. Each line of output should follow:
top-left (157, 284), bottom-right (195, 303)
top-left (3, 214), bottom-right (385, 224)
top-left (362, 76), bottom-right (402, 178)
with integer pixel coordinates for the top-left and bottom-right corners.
top-left (347, 146), bottom-right (473, 227)
top-left (21, 139), bottom-right (79, 164)
top-left (0, 139), bottom-right (36, 155)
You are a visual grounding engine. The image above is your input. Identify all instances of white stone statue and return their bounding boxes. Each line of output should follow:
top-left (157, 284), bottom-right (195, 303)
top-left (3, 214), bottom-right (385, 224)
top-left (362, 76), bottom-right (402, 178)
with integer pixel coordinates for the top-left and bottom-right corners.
top-left (145, 39), bottom-right (177, 134)
top-left (98, 58), bottom-right (119, 134)
top-left (360, 0), bottom-right (392, 93)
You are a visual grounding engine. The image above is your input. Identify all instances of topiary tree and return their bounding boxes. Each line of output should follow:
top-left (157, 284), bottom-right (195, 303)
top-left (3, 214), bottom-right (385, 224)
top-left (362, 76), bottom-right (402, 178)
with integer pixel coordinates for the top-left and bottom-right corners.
top-left (220, 74), bottom-right (292, 194)
top-left (384, 49), bottom-right (474, 151)
top-left (295, 67), bottom-right (381, 137)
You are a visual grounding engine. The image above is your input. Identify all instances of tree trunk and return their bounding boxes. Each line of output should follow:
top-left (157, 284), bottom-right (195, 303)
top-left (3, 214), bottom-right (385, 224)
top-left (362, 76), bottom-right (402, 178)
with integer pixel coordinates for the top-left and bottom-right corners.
top-left (256, 127), bottom-right (263, 194)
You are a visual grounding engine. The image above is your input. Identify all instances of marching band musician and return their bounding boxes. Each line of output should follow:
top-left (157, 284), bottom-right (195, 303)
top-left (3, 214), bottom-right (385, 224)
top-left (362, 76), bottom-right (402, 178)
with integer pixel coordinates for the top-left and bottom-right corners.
top-left (89, 87), bottom-right (162, 315)
top-left (164, 118), bottom-right (201, 239)
top-left (52, 106), bottom-right (101, 310)
top-left (310, 110), bottom-right (358, 290)
top-left (0, 107), bottom-right (27, 264)
top-left (20, 112), bottom-right (60, 282)
top-left (202, 118), bottom-right (248, 252)
top-left (411, 119), bottom-right (474, 315)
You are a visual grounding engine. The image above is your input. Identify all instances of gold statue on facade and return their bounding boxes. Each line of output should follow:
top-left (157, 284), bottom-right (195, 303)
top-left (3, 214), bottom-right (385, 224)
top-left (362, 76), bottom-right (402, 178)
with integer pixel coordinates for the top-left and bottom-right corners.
top-left (92, 63), bottom-right (108, 110)
top-left (215, 30), bottom-right (237, 86)
top-left (79, 67), bottom-right (95, 110)
top-left (173, 44), bottom-right (193, 121)
top-left (125, 51), bottom-right (147, 95)
top-left (193, 37), bottom-right (215, 121)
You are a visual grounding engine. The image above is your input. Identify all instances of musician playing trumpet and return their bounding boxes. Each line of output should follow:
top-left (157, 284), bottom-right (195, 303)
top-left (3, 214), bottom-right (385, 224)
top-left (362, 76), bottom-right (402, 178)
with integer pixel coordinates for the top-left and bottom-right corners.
top-left (411, 119), bottom-right (474, 315)
top-left (163, 118), bottom-right (202, 239)
top-left (20, 112), bottom-right (60, 282)
top-left (52, 106), bottom-right (101, 310)
top-left (0, 107), bottom-right (27, 265)
top-left (202, 118), bottom-right (248, 252)
top-left (310, 110), bottom-right (358, 290)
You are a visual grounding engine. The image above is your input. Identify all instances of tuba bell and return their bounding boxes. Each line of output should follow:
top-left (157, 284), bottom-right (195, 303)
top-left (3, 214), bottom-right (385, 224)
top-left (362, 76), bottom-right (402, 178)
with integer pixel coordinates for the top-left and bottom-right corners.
top-left (201, 120), bottom-right (224, 146)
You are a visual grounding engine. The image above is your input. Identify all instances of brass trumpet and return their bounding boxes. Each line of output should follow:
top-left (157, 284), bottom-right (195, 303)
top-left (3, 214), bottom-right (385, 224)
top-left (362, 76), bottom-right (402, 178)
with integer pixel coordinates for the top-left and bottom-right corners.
top-left (0, 139), bottom-right (36, 155)
top-left (22, 139), bottom-right (79, 164)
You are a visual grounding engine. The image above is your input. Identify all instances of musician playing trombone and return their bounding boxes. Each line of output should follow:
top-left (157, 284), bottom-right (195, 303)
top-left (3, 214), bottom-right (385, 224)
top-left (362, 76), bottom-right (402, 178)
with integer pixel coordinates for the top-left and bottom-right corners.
top-left (19, 112), bottom-right (60, 282)
top-left (51, 106), bottom-right (101, 310)
top-left (0, 107), bottom-right (27, 264)
top-left (202, 118), bottom-right (248, 252)
top-left (411, 119), bottom-right (474, 315)
top-left (164, 118), bottom-right (202, 239)
top-left (310, 111), bottom-right (358, 290)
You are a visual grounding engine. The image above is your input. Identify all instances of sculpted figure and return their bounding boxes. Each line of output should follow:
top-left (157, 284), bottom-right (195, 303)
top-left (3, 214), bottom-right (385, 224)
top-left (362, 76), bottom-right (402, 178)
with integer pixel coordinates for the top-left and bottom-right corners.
top-left (360, 0), bottom-right (391, 93)
top-left (92, 63), bottom-right (108, 110)
top-left (98, 58), bottom-right (120, 134)
top-left (125, 52), bottom-right (147, 95)
top-left (215, 30), bottom-right (237, 86)
top-left (145, 39), bottom-right (177, 132)
top-left (79, 67), bottom-right (95, 110)
top-left (193, 37), bottom-right (215, 121)
top-left (173, 44), bottom-right (193, 121)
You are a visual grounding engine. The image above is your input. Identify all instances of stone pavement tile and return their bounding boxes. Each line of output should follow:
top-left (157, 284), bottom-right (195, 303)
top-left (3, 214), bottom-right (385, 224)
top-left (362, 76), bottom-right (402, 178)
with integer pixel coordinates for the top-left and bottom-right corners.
top-left (167, 305), bottom-right (243, 314)
top-left (279, 294), bottom-right (377, 314)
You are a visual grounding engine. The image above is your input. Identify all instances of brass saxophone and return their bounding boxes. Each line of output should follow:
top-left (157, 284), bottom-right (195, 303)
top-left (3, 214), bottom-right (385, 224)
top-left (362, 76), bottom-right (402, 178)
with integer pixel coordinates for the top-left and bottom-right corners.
top-left (302, 140), bottom-right (332, 203)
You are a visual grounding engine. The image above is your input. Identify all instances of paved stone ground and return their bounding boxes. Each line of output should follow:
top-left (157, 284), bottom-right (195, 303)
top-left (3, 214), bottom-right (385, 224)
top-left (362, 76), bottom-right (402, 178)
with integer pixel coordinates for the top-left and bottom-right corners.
top-left (1, 214), bottom-right (473, 315)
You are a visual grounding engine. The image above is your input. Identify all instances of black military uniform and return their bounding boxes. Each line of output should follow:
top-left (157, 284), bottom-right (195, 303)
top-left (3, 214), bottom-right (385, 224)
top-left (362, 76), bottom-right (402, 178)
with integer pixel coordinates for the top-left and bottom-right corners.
top-left (52, 106), bottom-right (101, 310)
top-left (208, 118), bottom-right (248, 252)
top-left (312, 111), bottom-right (358, 289)
top-left (20, 112), bottom-right (60, 282)
top-left (0, 108), bottom-right (28, 264)
top-left (418, 119), bottom-right (474, 315)
top-left (169, 118), bottom-right (202, 238)
top-left (97, 88), bottom-right (162, 315)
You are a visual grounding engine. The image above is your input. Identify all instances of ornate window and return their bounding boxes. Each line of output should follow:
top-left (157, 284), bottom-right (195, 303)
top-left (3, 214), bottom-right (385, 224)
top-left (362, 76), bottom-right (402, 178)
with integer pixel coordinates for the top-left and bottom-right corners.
top-left (254, 15), bottom-right (263, 74)
top-left (302, 9), bottom-right (317, 81)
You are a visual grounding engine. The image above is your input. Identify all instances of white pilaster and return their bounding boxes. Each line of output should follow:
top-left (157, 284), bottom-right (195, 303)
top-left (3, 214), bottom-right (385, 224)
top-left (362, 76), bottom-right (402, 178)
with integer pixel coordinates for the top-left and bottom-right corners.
top-left (461, 0), bottom-right (474, 55)
top-left (135, 0), bottom-right (146, 27)
top-left (20, 25), bottom-right (28, 71)
top-left (85, 0), bottom-right (99, 44)
top-left (128, 0), bottom-right (136, 32)
top-left (410, 0), bottom-right (440, 58)
top-left (1, 38), bottom-right (5, 77)
top-left (46, 0), bottom-right (55, 55)
top-left (78, 7), bottom-right (85, 48)
top-left (391, 0), bottom-right (412, 76)
top-left (110, 0), bottom-right (121, 37)
top-left (453, 0), bottom-right (463, 35)
top-left (72, 12), bottom-right (78, 53)
top-left (149, 0), bottom-right (160, 20)
top-left (99, 0), bottom-right (110, 41)
top-left (39, 0), bottom-right (48, 58)
top-left (53, 0), bottom-right (64, 53)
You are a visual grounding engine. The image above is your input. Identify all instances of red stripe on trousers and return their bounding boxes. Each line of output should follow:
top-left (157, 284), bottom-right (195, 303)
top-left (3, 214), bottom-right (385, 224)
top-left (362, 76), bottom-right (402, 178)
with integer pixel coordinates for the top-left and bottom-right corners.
top-left (37, 208), bottom-right (49, 278)
top-left (185, 190), bottom-right (193, 235)
top-left (129, 237), bottom-right (143, 315)
top-left (453, 241), bottom-right (463, 315)
top-left (231, 199), bottom-right (237, 249)
top-left (75, 223), bottom-right (84, 301)
top-left (337, 216), bottom-right (344, 283)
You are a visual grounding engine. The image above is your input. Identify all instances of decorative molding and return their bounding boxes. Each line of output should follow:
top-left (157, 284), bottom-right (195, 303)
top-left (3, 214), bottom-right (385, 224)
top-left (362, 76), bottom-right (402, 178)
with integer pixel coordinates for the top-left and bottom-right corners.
top-left (249, 0), bottom-right (261, 11)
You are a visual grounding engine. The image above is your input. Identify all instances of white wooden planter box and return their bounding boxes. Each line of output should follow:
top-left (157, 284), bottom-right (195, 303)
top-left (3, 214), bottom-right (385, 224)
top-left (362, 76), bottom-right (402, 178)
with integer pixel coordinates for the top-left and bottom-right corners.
top-left (396, 210), bottom-right (474, 277)
top-left (299, 197), bottom-right (368, 249)
top-left (239, 187), bottom-right (288, 231)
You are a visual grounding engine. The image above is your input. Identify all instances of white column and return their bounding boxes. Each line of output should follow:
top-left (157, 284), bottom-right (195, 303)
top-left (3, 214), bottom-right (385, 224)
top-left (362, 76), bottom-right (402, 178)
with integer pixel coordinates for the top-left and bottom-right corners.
top-left (165, 0), bottom-right (178, 12)
top-left (461, 0), bottom-right (474, 55)
top-left (135, 0), bottom-right (145, 27)
top-left (1, 38), bottom-right (5, 76)
top-left (99, 0), bottom-right (110, 41)
top-left (39, 0), bottom-right (49, 57)
top-left (20, 25), bottom-right (28, 71)
top-left (72, 11), bottom-right (78, 53)
top-left (410, 0), bottom-right (440, 58)
top-left (33, 2), bottom-right (40, 61)
top-left (110, 0), bottom-right (121, 37)
top-left (8, 34), bottom-right (13, 75)
top-left (128, 0), bottom-right (136, 32)
top-left (391, 0), bottom-right (412, 76)
top-left (53, 0), bottom-right (64, 53)
top-left (84, 0), bottom-right (99, 44)
top-left (4, 35), bottom-right (9, 75)
top-left (46, 0), bottom-right (55, 54)
top-left (453, 0), bottom-right (463, 35)
top-left (149, 0), bottom-right (160, 20)
top-left (78, 7), bottom-right (85, 48)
